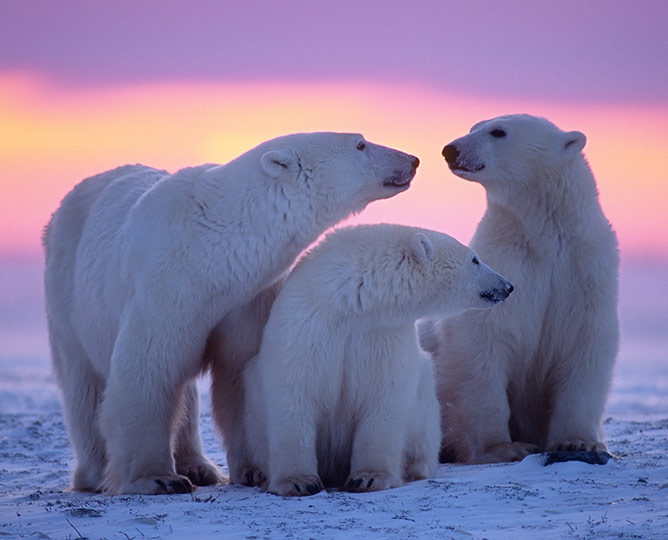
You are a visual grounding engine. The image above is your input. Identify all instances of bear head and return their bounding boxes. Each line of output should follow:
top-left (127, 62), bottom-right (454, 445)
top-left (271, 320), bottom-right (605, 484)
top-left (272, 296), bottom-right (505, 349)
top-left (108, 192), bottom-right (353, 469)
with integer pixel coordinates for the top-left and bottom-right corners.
top-left (406, 229), bottom-right (514, 318)
top-left (258, 132), bottom-right (419, 221)
top-left (441, 114), bottom-right (586, 198)
top-left (305, 225), bottom-right (513, 322)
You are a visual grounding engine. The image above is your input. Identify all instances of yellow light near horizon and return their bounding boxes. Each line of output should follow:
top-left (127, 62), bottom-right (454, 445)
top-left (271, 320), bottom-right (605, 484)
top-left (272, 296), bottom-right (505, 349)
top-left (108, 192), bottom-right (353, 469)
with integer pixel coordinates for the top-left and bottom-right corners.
top-left (1, 73), bottom-right (666, 259)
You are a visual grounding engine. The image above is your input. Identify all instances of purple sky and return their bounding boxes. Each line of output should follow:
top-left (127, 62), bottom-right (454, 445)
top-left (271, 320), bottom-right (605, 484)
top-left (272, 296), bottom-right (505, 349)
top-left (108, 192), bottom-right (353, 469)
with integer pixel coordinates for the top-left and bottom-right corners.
top-left (2, 1), bottom-right (667, 103)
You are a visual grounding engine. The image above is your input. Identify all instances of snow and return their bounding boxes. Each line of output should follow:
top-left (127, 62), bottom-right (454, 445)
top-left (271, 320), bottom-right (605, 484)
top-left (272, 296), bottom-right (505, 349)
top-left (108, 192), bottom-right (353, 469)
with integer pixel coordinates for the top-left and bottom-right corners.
top-left (1, 257), bottom-right (667, 539)
top-left (2, 409), bottom-right (667, 539)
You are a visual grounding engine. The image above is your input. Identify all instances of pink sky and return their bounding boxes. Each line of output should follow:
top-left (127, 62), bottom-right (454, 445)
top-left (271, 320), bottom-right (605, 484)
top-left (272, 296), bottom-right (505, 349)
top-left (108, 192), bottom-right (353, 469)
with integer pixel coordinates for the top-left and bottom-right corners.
top-left (1, 2), bottom-right (667, 260)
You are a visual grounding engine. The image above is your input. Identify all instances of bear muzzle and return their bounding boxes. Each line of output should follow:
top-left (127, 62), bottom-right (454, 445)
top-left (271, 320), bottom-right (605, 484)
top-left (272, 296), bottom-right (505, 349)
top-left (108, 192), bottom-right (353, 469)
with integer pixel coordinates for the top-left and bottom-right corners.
top-left (480, 281), bottom-right (514, 304)
top-left (442, 144), bottom-right (485, 174)
top-left (442, 144), bottom-right (459, 164)
top-left (382, 156), bottom-right (420, 189)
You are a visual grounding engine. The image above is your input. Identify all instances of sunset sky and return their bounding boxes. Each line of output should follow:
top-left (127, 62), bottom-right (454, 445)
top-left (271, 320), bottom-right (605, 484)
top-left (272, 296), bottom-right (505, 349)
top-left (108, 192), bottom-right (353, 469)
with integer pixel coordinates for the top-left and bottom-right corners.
top-left (1, 1), bottom-right (667, 261)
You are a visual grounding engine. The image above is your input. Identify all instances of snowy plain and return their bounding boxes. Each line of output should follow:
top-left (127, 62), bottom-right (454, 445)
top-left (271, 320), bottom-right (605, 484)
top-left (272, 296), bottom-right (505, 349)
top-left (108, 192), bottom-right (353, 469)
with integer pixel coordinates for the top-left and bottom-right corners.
top-left (1, 257), bottom-right (667, 540)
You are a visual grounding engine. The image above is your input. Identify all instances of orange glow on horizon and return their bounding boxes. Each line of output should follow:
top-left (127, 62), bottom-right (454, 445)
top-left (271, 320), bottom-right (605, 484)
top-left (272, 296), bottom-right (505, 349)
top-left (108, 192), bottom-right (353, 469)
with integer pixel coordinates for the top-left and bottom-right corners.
top-left (1, 72), bottom-right (666, 260)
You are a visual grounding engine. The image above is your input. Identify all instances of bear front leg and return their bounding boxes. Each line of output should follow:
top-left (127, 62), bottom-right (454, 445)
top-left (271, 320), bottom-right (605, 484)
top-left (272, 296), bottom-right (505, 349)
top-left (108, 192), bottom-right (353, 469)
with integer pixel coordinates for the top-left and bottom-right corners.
top-left (98, 311), bottom-right (201, 494)
top-left (346, 394), bottom-right (407, 493)
top-left (100, 376), bottom-right (193, 494)
top-left (545, 341), bottom-right (616, 454)
top-left (266, 410), bottom-right (323, 496)
top-left (174, 379), bottom-right (225, 486)
top-left (265, 389), bottom-right (323, 497)
top-left (403, 357), bottom-right (441, 483)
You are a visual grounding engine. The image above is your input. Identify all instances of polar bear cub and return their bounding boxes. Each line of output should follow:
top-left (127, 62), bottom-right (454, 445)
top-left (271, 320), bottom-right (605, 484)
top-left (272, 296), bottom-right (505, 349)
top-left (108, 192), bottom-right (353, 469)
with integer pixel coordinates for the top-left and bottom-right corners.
top-left (243, 224), bottom-right (514, 496)
top-left (43, 132), bottom-right (419, 494)
top-left (422, 114), bottom-right (619, 464)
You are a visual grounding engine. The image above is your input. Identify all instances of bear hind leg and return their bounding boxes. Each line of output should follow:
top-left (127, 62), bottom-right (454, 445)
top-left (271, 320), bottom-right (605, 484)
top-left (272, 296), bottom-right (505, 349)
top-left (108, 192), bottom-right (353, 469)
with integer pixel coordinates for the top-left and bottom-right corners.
top-left (50, 337), bottom-right (107, 492)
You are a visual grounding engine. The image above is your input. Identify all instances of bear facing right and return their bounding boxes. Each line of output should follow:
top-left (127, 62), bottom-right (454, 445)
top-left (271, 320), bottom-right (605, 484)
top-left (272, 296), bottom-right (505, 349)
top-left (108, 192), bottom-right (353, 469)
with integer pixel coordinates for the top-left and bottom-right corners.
top-left (242, 224), bottom-right (514, 496)
top-left (421, 114), bottom-right (619, 464)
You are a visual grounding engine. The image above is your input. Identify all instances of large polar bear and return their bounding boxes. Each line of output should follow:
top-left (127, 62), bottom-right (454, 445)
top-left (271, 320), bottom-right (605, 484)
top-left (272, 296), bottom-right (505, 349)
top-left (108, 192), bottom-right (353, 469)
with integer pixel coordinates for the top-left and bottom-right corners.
top-left (421, 114), bottom-right (619, 464)
top-left (242, 224), bottom-right (514, 496)
top-left (43, 132), bottom-right (419, 494)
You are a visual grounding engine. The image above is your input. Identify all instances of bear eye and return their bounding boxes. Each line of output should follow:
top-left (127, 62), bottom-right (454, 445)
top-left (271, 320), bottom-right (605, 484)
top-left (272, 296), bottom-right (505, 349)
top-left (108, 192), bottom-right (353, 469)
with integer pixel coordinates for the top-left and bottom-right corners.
top-left (356, 141), bottom-right (366, 151)
top-left (472, 256), bottom-right (480, 265)
top-left (490, 129), bottom-right (506, 138)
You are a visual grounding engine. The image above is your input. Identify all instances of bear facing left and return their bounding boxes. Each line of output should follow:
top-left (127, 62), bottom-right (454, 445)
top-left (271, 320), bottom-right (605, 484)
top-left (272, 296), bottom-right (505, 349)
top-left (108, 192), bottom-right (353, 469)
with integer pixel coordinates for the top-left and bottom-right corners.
top-left (42, 132), bottom-right (419, 494)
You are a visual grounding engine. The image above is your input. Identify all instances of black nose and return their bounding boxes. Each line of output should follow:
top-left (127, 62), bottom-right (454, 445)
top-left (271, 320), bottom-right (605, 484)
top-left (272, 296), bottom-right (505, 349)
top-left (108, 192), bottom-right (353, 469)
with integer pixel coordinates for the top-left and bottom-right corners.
top-left (442, 144), bottom-right (459, 164)
top-left (507, 283), bottom-right (514, 294)
top-left (411, 156), bottom-right (420, 169)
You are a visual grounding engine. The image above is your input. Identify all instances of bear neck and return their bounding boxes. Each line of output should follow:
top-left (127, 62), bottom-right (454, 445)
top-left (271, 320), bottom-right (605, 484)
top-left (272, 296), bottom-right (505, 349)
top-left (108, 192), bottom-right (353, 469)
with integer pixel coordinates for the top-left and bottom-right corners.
top-left (331, 258), bottom-right (432, 324)
top-left (193, 166), bottom-right (341, 297)
top-left (483, 156), bottom-right (607, 246)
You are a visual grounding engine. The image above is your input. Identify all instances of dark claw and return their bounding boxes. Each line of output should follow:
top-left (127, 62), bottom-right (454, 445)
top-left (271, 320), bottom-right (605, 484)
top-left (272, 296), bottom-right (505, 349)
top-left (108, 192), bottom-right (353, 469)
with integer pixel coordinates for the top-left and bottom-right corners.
top-left (542, 450), bottom-right (613, 466)
top-left (367, 478), bottom-right (374, 489)
top-left (348, 478), bottom-right (363, 490)
top-left (170, 478), bottom-right (193, 494)
top-left (155, 479), bottom-right (167, 491)
top-left (292, 482), bottom-right (301, 494)
top-left (197, 466), bottom-right (217, 486)
top-left (244, 471), bottom-right (254, 486)
top-left (439, 446), bottom-right (458, 463)
top-left (306, 482), bottom-right (321, 495)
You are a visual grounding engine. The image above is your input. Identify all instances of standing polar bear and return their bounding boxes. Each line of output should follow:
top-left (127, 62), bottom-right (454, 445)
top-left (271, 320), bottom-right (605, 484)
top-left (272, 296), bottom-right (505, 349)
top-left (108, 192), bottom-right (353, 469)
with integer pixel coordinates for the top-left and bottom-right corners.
top-left (421, 114), bottom-right (619, 464)
top-left (242, 224), bottom-right (514, 496)
top-left (43, 132), bottom-right (419, 494)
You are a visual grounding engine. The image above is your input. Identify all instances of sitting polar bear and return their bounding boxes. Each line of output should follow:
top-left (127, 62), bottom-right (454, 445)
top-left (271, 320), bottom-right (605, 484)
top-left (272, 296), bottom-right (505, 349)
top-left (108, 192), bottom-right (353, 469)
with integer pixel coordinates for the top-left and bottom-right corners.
top-left (242, 224), bottom-right (514, 496)
top-left (421, 114), bottom-right (619, 464)
top-left (43, 132), bottom-right (419, 494)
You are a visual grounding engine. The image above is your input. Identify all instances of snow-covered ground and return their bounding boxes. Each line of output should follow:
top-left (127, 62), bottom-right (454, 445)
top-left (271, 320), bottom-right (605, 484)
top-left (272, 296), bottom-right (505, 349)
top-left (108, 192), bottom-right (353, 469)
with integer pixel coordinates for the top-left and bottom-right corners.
top-left (1, 257), bottom-right (667, 539)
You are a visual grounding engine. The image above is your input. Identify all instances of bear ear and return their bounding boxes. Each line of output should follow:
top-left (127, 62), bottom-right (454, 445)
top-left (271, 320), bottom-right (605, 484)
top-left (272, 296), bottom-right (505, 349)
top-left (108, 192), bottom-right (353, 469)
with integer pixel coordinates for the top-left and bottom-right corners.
top-left (410, 232), bottom-right (435, 263)
top-left (562, 131), bottom-right (586, 155)
top-left (260, 149), bottom-right (300, 180)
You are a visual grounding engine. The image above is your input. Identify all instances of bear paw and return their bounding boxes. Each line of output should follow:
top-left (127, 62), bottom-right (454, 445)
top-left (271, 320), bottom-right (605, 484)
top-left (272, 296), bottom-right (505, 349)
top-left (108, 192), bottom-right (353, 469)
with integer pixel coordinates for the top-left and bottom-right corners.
top-left (72, 466), bottom-right (104, 493)
top-left (177, 459), bottom-right (225, 487)
top-left (116, 474), bottom-right (194, 495)
top-left (478, 442), bottom-right (540, 463)
top-left (268, 475), bottom-right (324, 497)
top-left (345, 471), bottom-right (400, 493)
top-left (552, 440), bottom-right (608, 453)
top-left (239, 466), bottom-right (266, 487)
top-left (404, 461), bottom-right (431, 483)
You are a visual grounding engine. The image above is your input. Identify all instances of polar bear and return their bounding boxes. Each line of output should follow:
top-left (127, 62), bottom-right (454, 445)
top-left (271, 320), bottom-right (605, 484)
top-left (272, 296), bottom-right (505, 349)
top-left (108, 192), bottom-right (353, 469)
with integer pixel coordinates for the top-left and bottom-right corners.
top-left (241, 224), bottom-right (514, 496)
top-left (42, 132), bottom-right (419, 494)
top-left (420, 114), bottom-right (619, 464)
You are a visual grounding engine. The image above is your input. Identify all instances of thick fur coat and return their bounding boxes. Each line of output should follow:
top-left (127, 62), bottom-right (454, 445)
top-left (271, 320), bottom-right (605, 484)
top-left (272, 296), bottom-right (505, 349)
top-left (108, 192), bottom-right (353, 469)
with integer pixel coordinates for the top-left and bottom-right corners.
top-left (243, 224), bottom-right (513, 496)
top-left (43, 133), bottom-right (418, 494)
top-left (421, 114), bottom-right (619, 464)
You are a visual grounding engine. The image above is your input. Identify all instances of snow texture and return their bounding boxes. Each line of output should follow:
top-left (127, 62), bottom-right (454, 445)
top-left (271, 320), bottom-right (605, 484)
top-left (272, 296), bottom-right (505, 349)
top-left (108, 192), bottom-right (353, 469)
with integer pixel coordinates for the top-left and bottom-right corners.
top-left (1, 407), bottom-right (667, 539)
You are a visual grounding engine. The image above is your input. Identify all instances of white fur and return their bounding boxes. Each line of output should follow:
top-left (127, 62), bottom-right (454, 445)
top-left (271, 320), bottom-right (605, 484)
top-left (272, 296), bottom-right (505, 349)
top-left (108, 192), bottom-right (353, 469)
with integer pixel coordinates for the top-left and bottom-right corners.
top-left (242, 224), bottom-right (513, 496)
top-left (42, 132), bottom-right (419, 494)
top-left (422, 114), bottom-right (619, 463)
